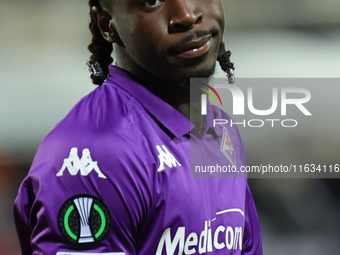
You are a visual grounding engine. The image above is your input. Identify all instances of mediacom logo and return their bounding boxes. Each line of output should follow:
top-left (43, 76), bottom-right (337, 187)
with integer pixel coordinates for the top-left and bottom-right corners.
top-left (156, 208), bottom-right (245, 255)
top-left (199, 83), bottom-right (312, 128)
top-left (156, 221), bottom-right (242, 255)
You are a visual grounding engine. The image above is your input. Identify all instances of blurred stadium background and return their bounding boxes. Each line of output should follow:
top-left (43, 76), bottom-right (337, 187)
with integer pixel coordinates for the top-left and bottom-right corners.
top-left (0, 0), bottom-right (339, 254)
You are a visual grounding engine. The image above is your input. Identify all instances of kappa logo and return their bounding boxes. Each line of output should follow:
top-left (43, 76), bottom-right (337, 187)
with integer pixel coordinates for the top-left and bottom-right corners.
top-left (156, 145), bottom-right (181, 172)
top-left (220, 128), bottom-right (236, 167)
top-left (56, 147), bottom-right (107, 179)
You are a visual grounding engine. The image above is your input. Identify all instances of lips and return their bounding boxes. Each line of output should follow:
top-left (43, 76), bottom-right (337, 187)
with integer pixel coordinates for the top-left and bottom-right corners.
top-left (170, 35), bottom-right (213, 59)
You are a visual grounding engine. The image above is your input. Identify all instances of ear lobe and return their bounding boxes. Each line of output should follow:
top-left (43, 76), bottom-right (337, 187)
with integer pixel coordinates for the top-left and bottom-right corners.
top-left (92, 6), bottom-right (119, 44)
top-left (108, 20), bottom-right (123, 45)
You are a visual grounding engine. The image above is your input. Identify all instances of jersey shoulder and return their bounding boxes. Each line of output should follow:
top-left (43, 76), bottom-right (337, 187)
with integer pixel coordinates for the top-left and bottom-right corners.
top-left (29, 82), bottom-right (156, 184)
top-left (14, 82), bottom-right (155, 253)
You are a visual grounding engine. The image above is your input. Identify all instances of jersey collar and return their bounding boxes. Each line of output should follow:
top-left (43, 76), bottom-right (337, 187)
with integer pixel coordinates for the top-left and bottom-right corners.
top-left (106, 65), bottom-right (192, 138)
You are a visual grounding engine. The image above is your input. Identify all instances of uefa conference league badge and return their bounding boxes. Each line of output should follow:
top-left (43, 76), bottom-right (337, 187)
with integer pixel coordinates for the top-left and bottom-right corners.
top-left (220, 127), bottom-right (236, 168)
top-left (58, 194), bottom-right (111, 245)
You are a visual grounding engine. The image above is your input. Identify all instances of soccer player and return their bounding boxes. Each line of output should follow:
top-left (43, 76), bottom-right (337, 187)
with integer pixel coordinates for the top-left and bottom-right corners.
top-left (14, 0), bottom-right (263, 254)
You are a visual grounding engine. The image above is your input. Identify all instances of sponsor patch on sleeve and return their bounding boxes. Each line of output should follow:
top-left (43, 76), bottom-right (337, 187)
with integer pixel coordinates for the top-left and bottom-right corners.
top-left (58, 194), bottom-right (111, 245)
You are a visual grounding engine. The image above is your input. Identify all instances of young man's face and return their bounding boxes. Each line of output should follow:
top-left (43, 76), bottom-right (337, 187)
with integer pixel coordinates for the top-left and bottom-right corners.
top-left (106, 0), bottom-right (225, 82)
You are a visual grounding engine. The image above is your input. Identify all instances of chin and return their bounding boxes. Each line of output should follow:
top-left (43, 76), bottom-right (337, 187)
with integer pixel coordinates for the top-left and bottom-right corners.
top-left (186, 61), bottom-right (217, 79)
top-left (176, 63), bottom-right (217, 90)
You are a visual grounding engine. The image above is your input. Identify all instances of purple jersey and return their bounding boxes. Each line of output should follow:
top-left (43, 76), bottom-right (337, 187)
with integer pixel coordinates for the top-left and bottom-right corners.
top-left (14, 65), bottom-right (262, 255)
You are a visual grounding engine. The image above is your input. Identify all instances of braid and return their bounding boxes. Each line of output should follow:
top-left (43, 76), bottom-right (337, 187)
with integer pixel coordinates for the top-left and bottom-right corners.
top-left (217, 41), bottom-right (234, 73)
top-left (88, 0), bottom-right (113, 85)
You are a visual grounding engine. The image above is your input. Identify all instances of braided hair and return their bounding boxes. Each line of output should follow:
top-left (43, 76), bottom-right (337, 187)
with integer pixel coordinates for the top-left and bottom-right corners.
top-left (217, 41), bottom-right (235, 83)
top-left (87, 0), bottom-right (234, 85)
top-left (88, 0), bottom-right (113, 85)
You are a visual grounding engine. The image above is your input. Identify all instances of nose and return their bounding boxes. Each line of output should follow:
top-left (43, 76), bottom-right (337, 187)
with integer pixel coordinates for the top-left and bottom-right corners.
top-left (168, 0), bottom-right (203, 33)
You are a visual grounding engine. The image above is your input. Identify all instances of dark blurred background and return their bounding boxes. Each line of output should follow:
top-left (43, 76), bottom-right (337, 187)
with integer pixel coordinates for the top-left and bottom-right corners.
top-left (0, 0), bottom-right (340, 254)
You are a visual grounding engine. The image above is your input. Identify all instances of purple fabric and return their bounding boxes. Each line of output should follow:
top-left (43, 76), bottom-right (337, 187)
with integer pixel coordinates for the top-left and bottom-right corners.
top-left (14, 65), bottom-right (262, 255)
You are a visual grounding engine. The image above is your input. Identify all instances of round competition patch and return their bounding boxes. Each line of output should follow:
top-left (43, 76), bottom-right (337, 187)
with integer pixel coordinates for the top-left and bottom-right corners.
top-left (58, 194), bottom-right (111, 245)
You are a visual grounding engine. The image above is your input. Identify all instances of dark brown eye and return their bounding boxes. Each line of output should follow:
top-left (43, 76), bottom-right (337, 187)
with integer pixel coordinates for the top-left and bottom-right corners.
top-left (143, 0), bottom-right (162, 7)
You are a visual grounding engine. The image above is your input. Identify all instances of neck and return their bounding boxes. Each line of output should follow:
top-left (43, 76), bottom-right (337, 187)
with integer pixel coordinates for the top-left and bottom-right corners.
top-left (113, 45), bottom-right (206, 134)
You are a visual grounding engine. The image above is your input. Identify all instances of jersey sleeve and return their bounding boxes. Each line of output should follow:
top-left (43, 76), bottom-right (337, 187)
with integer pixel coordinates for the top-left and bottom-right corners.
top-left (13, 132), bottom-right (154, 255)
top-left (242, 184), bottom-right (263, 255)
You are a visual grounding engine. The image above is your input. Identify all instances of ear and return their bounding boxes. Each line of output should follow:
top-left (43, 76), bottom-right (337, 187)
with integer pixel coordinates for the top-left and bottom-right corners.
top-left (91, 6), bottom-right (120, 44)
